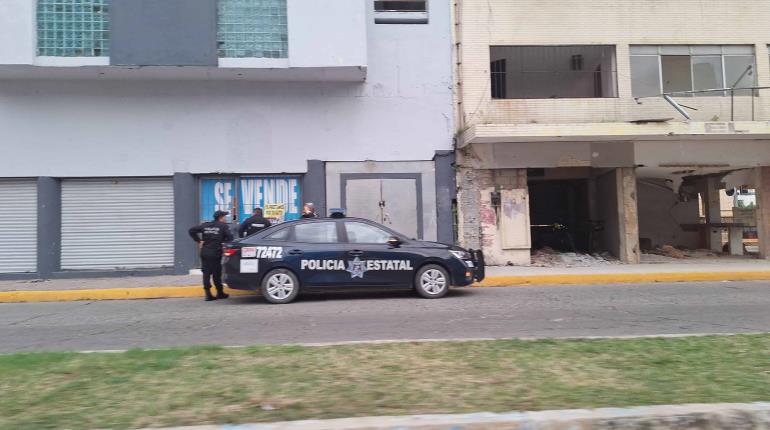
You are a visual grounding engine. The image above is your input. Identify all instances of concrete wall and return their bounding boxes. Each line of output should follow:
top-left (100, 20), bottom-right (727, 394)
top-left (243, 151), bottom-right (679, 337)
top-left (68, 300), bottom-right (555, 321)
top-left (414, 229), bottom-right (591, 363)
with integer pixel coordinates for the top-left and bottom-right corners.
top-left (457, 168), bottom-right (530, 265)
top-left (0, 0), bottom-right (35, 65)
top-left (0, 1), bottom-right (453, 178)
top-left (637, 180), bottom-right (700, 250)
top-left (457, 0), bottom-right (770, 125)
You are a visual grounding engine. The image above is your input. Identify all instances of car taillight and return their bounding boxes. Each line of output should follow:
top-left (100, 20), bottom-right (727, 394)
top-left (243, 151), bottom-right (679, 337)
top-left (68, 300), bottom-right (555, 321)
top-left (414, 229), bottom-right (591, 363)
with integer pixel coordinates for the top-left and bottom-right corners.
top-left (223, 249), bottom-right (239, 257)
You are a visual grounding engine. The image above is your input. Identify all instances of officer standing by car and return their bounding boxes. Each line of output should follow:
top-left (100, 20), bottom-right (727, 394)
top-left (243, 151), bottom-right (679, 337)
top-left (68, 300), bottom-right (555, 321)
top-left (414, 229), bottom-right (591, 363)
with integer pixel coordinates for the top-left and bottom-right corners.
top-left (239, 207), bottom-right (271, 238)
top-left (301, 202), bottom-right (318, 218)
top-left (188, 210), bottom-right (233, 301)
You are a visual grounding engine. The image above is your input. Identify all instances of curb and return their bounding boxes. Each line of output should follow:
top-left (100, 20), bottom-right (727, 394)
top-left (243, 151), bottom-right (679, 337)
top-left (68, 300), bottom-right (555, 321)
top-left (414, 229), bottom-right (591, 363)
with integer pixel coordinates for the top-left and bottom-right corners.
top-left (145, 402), bottom-right (770, 430)
top-left (1, 271), bottom-right (769, 303)
top-left (476, 270), bottom-right (770, 287)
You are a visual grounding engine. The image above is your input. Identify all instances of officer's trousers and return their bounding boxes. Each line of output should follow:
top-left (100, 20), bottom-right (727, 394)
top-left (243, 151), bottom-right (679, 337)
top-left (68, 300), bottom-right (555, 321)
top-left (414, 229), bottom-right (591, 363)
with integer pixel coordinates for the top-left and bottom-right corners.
top-left (201, 255), bottom-right (223, 291)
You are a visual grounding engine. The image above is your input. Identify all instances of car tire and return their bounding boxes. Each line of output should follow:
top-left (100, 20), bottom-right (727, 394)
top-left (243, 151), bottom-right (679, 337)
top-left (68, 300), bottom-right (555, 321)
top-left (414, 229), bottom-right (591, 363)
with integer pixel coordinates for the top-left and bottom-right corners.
top-left (414, 264), bottom-right (449, 299)
top-left (261, 268), bottom-right (301, 304)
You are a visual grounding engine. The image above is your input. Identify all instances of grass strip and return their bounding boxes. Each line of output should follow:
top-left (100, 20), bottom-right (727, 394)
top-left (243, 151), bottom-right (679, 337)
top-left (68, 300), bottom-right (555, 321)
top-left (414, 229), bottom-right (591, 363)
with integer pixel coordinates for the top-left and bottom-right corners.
top-left (1, 334), bottom-right (769, 429)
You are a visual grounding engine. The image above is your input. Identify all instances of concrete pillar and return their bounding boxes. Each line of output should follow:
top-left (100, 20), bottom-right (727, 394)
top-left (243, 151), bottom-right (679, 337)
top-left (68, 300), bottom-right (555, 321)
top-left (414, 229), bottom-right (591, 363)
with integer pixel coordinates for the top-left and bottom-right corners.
top-left (36, 177), bottom-right (61, 277)
top-left (173, 173), bottom-right (198, 275)
top-left (456, 167), bottom-right (483, 250)
top-left (702, 176), bottom-right (723, 252)
top-left (757, 167), bottom-right (770, 259)
top-left (434, 150), bottom-right (456, 245)
top-left (617, 167), bottom-right (640, 264)
top-left (302, 160), bottom-right (326, 216)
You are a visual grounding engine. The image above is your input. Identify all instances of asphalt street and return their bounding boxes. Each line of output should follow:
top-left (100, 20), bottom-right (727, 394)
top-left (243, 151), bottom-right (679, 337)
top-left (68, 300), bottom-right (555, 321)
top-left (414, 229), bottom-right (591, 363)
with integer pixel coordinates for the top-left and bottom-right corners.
top-left (1, 281), bottom-right (769, 353)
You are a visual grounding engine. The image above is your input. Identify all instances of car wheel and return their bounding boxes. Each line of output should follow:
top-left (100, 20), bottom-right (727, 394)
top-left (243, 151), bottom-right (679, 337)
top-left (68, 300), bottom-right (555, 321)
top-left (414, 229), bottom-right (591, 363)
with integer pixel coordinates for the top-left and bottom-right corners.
top-left (261, 269), bottom-right (300, 304)
top-left (414, 264), bottom-right (449, 299)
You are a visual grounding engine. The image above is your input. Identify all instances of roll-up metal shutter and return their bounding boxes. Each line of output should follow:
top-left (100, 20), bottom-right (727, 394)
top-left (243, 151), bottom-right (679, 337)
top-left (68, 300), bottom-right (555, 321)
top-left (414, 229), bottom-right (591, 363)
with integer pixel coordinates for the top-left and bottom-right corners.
top-left (0, 180), bottom-right (37, 273)
top-left (61, 178), bottom-right (174, 270)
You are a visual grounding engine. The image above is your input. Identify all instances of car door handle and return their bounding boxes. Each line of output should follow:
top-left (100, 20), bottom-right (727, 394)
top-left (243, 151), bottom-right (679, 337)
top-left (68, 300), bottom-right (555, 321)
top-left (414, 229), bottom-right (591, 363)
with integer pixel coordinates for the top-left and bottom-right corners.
top-left (288, 249), bottom-right (304, 256)
top-left (348, 250), bottom-right (364, 256)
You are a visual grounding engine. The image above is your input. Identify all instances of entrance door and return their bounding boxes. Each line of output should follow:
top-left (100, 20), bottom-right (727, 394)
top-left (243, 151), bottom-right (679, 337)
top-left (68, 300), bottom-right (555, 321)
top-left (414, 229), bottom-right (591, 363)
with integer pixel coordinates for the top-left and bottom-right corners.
top-left (344, 177), bottom-right (420, 239)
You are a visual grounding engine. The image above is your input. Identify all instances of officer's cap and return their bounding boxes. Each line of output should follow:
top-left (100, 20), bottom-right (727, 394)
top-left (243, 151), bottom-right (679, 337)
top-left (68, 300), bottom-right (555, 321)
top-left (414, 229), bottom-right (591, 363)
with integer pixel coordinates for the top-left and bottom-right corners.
top-left (213, 210), bottom-right (230, 219)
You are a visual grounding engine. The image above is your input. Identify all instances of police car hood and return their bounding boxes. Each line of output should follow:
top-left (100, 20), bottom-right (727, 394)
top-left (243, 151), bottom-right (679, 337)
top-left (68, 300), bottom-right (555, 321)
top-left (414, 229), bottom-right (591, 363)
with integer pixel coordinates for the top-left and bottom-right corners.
top-left (411, 240), bottom-right (464, 251)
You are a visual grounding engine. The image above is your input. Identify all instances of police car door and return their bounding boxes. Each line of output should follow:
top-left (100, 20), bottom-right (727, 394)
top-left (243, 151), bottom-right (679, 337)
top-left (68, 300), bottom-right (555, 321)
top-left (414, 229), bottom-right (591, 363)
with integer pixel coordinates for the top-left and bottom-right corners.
top-left (290, 221), bottom-right (350, 287)
top-left (341, 220), bottom-right (419, 287)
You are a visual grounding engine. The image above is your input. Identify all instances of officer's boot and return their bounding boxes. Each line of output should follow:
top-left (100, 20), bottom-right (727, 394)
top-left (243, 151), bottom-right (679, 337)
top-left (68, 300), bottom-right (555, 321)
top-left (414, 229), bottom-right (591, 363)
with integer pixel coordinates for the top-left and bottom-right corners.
top-left (204, 288), bottom-right (216, 301)
top-left (215, 286), bottom-right (229, 300)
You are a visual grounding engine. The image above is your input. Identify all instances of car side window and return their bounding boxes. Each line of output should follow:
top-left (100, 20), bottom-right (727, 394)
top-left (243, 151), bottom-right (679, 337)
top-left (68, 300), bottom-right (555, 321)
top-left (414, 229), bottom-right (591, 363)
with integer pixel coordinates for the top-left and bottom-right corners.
top-left (265, 227), bottom-right (290, 241)
top-left (294, 222), bottom-right (338, 243)
top-left (345, 222), bottom-right (392, 244)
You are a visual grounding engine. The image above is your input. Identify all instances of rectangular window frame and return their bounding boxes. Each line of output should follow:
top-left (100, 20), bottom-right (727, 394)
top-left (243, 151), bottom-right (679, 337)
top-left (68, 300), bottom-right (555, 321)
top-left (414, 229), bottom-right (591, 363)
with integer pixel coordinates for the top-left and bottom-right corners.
top-left (36, 0), bottom-right (111, 58)
top-left (489, 45), bottom-right (618, 100)
top-left (216, 0), bottom-right (289, 59)
top-left (630, 45), bottom-right (758, 98)
top-left (374, 0), bottom-right (428, 24)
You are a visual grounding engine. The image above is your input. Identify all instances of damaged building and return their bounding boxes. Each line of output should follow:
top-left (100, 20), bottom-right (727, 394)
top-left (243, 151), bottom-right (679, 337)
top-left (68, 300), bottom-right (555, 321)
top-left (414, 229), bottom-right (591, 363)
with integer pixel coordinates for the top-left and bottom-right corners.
top-left (454, 0), bottom-right (770, 265)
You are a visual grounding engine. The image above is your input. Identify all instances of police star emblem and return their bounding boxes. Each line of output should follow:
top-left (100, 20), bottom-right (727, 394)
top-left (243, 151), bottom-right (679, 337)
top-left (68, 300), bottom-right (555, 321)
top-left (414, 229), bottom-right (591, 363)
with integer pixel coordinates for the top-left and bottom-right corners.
top-left (346, 257), bottom-right (368, 279)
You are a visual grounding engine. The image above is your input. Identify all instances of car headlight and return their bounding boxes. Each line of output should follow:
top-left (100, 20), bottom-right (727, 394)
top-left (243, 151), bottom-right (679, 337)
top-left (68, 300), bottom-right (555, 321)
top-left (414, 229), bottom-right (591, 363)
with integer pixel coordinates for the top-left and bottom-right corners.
top-left (450, 250), bottom-right (471, 260)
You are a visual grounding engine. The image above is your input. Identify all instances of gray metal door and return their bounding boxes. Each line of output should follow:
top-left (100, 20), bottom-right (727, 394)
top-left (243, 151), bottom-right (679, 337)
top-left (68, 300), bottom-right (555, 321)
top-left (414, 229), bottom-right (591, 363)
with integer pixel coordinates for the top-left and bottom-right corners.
top-left (345, 178), bottom-right (419, 239)
top-left (61, 178), bottom-right (174, 270)
top-left (0, 180), bottom-right (37, 273)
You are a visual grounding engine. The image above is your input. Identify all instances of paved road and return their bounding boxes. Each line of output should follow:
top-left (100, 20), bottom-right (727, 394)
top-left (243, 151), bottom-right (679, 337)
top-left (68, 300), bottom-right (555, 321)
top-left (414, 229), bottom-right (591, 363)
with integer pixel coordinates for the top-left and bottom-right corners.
top-left (1, 281), bottom-right (769, 352)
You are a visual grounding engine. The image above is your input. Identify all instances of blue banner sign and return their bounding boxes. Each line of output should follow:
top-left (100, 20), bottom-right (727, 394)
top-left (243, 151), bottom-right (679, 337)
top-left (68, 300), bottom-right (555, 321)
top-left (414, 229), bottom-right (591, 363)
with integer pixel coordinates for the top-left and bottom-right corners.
top-left (200, 177), bottom-right (301, 223)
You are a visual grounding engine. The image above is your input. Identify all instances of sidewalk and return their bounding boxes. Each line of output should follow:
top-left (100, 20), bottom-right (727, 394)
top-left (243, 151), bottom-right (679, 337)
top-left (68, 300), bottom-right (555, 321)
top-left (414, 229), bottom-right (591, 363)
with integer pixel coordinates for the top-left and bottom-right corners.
top-left (144, 403), bottom-right (770, 430)
top-left (1, 258), bottom-right (769, 303)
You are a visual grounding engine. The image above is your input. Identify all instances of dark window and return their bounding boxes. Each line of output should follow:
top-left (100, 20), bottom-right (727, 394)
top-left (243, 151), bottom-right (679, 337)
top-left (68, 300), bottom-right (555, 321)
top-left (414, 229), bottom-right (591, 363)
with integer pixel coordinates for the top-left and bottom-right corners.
top-left (265, 227), bottom-right (290, 241)
top-left (374, 0), bottom-right (428, 24)
top-left (294, 222), bottom-right (339, 243)
top-left (375, 1), bottom-right (426, 11)
top-left (491, 59), bottom-right (507, 99)
top-left (489, 45), bottom-right (618, 99)
top-left (345, 222), bottom-right (392, 244)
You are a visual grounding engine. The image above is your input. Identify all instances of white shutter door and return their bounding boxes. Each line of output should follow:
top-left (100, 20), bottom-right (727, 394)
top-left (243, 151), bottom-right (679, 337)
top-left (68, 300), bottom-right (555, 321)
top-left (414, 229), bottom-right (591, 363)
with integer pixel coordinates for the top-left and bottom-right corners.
top-left (0, 180), bottom-right (37, 273)
top-left (61, 178), bottom-right (174, 270)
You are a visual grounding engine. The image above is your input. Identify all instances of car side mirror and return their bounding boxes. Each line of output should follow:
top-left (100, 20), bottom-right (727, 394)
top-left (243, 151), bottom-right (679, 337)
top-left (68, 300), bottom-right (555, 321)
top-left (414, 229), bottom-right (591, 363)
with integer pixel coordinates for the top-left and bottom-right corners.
top-left (387, 237), bottom-right (402, 247)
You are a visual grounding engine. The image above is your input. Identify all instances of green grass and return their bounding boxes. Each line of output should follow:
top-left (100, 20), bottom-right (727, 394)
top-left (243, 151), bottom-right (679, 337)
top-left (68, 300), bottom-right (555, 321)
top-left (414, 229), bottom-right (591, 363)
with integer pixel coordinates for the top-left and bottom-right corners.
top-left (1, 335), bottom-right (769, 429)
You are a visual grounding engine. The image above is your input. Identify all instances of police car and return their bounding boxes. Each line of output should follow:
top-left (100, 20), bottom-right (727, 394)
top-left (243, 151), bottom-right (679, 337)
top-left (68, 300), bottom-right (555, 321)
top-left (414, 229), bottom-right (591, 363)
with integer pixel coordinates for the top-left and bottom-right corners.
top-left (222, 216), bottom-right (485, 304)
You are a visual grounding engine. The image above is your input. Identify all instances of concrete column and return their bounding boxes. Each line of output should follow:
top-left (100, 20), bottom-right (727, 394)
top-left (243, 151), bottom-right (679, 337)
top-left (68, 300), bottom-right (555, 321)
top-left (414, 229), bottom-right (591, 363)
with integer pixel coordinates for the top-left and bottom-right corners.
top-left (617, 168), bottom-right (640, 264)
top-left (456, 167), bottom-right (484, 250)
top-left (434, 150), bottom-right (456, 245)
top-left (702, 176), bottom-right (723, 252)
top-left (173, 173), bottom-right (198, 275)
top-left (757, 167), bottom-right (770, 259)
top-left (36, 177), bottom-right (61, 277)
top-left (302, 160), bottom-right (326, 216)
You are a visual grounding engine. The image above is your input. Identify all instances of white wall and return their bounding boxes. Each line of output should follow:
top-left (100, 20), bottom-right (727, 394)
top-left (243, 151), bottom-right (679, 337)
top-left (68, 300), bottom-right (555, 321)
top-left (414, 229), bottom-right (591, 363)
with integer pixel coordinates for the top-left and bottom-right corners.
top-left (0, 1), bottom-right (454, 177)
top-left (288, 0), bottom-right (367, 69)
top-left (0, 0), bottom-right (35, 65)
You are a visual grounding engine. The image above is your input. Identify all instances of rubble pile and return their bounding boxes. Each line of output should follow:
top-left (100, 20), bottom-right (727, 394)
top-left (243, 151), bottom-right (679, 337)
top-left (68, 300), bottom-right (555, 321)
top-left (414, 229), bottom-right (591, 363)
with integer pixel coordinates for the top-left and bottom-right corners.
top-left (531, 247), bottom-right (620, 267)
top-left (645, 245), bottom-right (719, 260)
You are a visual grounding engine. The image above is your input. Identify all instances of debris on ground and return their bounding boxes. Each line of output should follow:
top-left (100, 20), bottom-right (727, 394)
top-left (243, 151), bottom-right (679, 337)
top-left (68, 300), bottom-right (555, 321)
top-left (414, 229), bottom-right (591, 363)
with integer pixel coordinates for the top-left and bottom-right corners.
top-left (659, 245), bottom-right (685, 259)
top-left (646, 245), bottom-right (720, 260)
top-left (531, 247), bottom-right (620, 267)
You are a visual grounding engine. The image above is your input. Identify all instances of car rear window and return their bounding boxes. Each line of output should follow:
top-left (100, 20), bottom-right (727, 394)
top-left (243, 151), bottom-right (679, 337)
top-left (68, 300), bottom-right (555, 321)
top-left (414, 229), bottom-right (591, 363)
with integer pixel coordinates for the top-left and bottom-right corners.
top-left (294, 222), bottom-right (338, 243)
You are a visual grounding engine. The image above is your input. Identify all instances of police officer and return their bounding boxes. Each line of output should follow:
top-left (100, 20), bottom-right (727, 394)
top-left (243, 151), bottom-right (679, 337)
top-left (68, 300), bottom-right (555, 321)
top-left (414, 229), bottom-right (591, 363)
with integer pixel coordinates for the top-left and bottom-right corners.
top-left (239, 207), bottom-right (271, 238)
top-left (301, 202), bottom-right (318, 218)
top-left (189, 210), bottom-right (234, 301)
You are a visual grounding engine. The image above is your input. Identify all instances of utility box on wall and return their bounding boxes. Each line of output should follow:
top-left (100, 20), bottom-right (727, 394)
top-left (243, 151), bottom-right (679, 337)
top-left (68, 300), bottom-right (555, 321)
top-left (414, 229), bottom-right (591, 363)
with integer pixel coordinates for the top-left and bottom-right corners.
top-left (500, 189), bottom-right (531, 249)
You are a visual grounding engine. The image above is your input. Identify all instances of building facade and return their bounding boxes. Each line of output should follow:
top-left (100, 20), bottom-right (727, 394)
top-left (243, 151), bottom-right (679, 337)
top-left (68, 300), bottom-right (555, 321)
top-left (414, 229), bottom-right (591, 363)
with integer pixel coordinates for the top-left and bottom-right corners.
top-left (0, 0), bottom-right (455, 278)
top-left (454, 0), bottom-right (770, 265)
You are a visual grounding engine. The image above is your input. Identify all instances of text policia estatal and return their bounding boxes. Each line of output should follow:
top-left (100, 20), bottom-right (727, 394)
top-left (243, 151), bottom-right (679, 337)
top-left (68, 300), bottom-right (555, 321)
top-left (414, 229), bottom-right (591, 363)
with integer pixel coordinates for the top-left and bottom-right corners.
top-left (301, 259), bottom-right (413, 271)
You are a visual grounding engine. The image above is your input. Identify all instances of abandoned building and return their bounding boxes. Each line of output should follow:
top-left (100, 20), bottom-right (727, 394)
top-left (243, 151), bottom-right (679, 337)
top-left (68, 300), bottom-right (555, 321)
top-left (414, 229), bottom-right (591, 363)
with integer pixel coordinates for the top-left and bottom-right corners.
top-left (454, 0), bottom-right (770, 265)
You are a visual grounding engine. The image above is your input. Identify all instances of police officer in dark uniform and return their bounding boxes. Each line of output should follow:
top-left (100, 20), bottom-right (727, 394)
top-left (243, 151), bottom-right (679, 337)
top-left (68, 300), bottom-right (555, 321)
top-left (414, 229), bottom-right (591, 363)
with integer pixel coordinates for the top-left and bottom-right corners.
top-left (239, 207), bottom-right (272, 238)
top-left (188, 210), bottom-right (234, 301)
